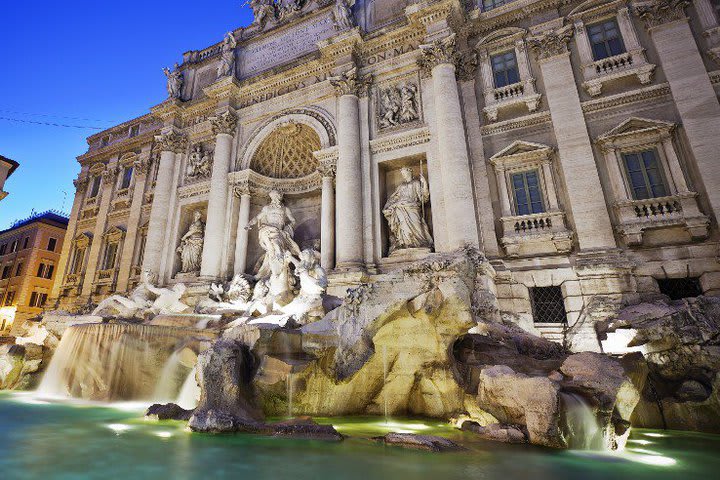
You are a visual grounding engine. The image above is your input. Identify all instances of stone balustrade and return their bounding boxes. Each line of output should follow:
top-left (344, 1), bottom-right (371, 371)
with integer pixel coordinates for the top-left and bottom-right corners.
top-left (592, 51), bottom-right (635, 75)
top-left (582, 49), bottom-right (655, 96)
top-left (493, 81), bottom-right (524, 102)
top-left (500, 210), bottom-right (573, 257)
top-left (614, 193), bottom-right (710, 246)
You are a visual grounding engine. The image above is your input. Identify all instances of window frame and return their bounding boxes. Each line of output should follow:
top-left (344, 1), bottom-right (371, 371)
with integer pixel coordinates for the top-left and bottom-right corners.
top-left (511, 169), bottom-right (546, 216)
top-left (47, 237), bottom-right (57, 252)
top-left (88, 175), bottom-right (101, 199)
top-left (621, 149), bottom-right (669, 200)
top-left (586, 18), bottom-right (626, 61)
top-left (120, 165), bottom-right (134, 190)
top-left (490, 50), bottom-right (520, 88)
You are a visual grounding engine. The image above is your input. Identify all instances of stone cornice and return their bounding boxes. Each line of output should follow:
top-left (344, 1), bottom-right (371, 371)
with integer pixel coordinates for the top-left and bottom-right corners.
top-left (581, 82), bottom-right (672, 114)
top-left (480, 111), bottom-right (552, 136)
top-left (369, 127), bottom-right (431, 155)
top-left (229, 169), bottom-right (322, 196)
top-left (465, 0), bottom-right (575, 36)
top-left (78, 129), bottom-right (158, 165)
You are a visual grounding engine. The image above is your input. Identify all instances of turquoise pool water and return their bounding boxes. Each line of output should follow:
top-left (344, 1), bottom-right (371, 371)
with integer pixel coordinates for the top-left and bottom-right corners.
top-left (1, 392), bottom-right (718, 480)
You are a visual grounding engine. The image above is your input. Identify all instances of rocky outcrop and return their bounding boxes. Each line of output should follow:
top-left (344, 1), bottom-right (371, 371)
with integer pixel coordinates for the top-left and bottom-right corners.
top-left (0, 343), bottom-right (44, 390)
top-left (373, 433), bottom-right (466, 452)
top-left (188, 340), bottom-right (264, 433)
top-left (268, 417), bottom-right (344, 441)
top-left (460, 421), bottom-right (527, 444)
top-left (145, 403), bottom-right (194, 421)
top-left (601, 296), bottom-right (720, 432)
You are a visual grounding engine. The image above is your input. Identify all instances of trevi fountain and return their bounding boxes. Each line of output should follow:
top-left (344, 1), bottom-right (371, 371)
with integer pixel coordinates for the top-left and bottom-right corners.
top-left (2, 0), bottom-right (720, 478)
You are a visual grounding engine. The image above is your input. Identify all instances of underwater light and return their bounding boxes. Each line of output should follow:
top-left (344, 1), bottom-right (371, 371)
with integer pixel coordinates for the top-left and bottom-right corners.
top-left (643, 432), bottom-right (667, 438)
top-left (628, 448), bottom-right (661, 456)
top-left (627, 439), bottom-right (653, 445)
top-left (155, 431), bottom-right (173, 439)
top-left (107, 424), bottom-right (132, 435)
top-left (630, 454), bottom-right (677, 467)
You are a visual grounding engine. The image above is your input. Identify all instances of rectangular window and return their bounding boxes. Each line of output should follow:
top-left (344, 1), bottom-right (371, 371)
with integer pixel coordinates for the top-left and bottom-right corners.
top-left (71, 248), bottom-right (85, 274)
top-left (530, 286), bottom-right (567, 324)
top-left (482, 0), bottom-right (511, 11)
top-left (622, 150), bottom-right (668, 200)
top-left (491, 51), bottom-right (520, 88)
top-left (45, 265), bottom-right (54, 279)
top-left (511, 170), bottom-right (545, 215)
top-left (120, 166), bottom-right (133, 189)
top-left (47, 237), bottom-right (57, 252)
top-left (129, 125), bottom-right (140, 138)
top-left (37, 263), bottom-right (46, 278)
top-left (22, 237), bottom-right (29, 249)
top-left (137, 234), bottom-right (147, 267)
top-left (587, 19), bottom-right (626, 60)
top-left (103, 243), bottom-right (118, 270)
top-left (4, 291), bottom-right (15, 306)
top-left (89, 176), bottom-right (101, 198)
top-left (15, 263), bottom-right (22, 276)
top-left (657, 277), bottom-right (702, 300)
top-left (29, 292), bottom-right (47, 308)
top-left (10, 240), bottom-right (18, 253)
top-left (1, 266), bottom-right (10, 279)
top-left (0, 244), bottom-right (6, 256)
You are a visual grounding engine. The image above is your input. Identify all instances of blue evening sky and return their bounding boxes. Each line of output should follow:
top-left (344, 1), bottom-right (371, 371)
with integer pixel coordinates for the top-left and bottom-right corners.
top-left (0, 1), bottom-right (253, 229)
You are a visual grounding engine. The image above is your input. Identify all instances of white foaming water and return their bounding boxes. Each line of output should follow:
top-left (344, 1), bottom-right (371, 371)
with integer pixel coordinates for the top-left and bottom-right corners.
top-left (176, 366), bottom-right (200, 410)
top-left (561, 392), bottom-right (605, 451)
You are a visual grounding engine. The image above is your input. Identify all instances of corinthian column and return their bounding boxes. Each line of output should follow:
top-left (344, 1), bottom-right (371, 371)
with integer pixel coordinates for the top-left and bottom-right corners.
top-left (200, 110), bottom-right (238, 279)
top-left (143, 130), bottom-right (186, 277)
top-left (528, 26), bottom-right (616, 251)
top-left (635, 0), bottom-right (720, 224)
top-left (330, 67), bottom-right (370, 270)
top-left (418, 35), bottom-right (479, 250)
top-left (233, 182), bottom-right (251, 275)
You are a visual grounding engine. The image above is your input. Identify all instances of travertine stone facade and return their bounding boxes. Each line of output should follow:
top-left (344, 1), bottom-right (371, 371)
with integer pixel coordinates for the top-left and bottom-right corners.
top-left (53, 0), bottom-right (720, 340)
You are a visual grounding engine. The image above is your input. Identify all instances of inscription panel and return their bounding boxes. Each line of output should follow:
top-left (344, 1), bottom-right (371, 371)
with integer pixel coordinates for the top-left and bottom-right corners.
top-left (238, 13), bottom-right (336, 79)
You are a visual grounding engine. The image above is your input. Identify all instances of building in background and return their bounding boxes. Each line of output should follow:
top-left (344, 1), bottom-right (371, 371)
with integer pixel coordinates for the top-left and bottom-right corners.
top-left (0, 155), bottom-right (19, 201)
top-left (0, 211), bottom-right (69, 332)
top-left (52, 0), bottom-right (720, 343)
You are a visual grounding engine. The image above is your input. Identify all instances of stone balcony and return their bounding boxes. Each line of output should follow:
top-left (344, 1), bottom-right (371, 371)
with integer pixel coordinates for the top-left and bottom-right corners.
top-left (582, 50), bottom-right (655, 96)
top-left (64, 273), bottom-right (81, 287)
top-left (499, 210), bottom-right (574, 258)
top-left (483, 79), bottom-right (541, 122)
top-left (613, 192), bottom-right (710, 246)
top-left (95, 268), bottom-right (118, 286)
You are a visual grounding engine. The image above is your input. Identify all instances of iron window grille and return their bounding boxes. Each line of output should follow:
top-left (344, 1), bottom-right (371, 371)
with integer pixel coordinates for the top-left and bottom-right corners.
top-left (530, 286), bottom-right (567, 324)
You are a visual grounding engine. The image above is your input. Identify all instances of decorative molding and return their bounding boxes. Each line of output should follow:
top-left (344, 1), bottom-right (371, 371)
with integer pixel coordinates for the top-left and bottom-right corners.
top-left (101, 166), bottom-right (118, 185)
top-left (369, 127), bottom-right (431, 155)
top-left (376, 80), bottom-right (422, 132)
top-left (177, 181), bottom-right (211, 200)
top-left (73, 176), bottom-right (89, 194)
top-left (313, 146), bottom-right (338, 178)
top-left (229, 168), bottom-right (322, 197)
top-left (480, 111), bottom-right (552, 135)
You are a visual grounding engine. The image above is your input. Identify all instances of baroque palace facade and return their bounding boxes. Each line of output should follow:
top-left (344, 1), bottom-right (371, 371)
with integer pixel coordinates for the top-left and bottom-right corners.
top-left (53, 0), bottom-right (720, 339)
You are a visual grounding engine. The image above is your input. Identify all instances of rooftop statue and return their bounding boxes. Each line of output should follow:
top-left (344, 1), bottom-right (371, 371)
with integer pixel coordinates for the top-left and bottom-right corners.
top-left (332, 0), bottom-right (354, 30)
top-left (162, 63), bottom-right (183, 100)
top-left (216, 32), bottom-right (238, 79)
top-left (383, 166), bottom-right (433, 255)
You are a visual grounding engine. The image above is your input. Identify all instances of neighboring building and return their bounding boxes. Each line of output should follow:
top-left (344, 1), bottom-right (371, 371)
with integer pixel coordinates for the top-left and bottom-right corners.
top-left (53, 0), bottom-right (720, 341)
top-left (0, 211), bottom-right (69, 331)
top-left (0, 155), bottom-right (19, 201)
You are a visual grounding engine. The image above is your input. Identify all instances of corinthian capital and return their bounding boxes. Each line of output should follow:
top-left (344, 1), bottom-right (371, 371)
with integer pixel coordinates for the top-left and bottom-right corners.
top-left (73, 176), bottom-right (89, 194)
top-left (101, 166), bottom-right (118, 185)
top-left (528, 25), bottom-right (574, 61)
top-left (633, 0), bottom-right (690, 30)
top-left (155, 130), bottom-right (187, 153)
top-left (329, 67), bottom-right (372, 97)
top-left (417, 34), bottom-right (460, 75)
top-left (210, 110), bottom-right (238, 136)
top-left (133, 155), bottom-right (153, 175)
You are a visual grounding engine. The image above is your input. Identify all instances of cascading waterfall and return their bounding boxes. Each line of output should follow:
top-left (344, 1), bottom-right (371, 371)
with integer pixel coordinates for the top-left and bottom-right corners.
top-left (176, 366), bottom-right (200, 410)
top-left (152, 350), bottom-right (192, 404)
top-left (37, 323), bottom-right (213, 402)
top-left (561, 392), bottom-right (605, 450)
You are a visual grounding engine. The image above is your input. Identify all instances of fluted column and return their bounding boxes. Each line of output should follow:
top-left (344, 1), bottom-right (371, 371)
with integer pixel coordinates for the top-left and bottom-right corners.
top-left (318, 159), bottom-right (336, 270)
top-left (636, 0), bottom-right (720, 223)
top-left (330, 67), bottom-right (370, 270)
top-left (200, 110), bottom-right (238, 279)
top-left (419, 35), bottom-right (479, 250)
top-left (116, 155), bottom-right (152, 292)
top-left (143, 130), bottom-right (186, 277)
top-left (233, 184), bottom-right (251, 275)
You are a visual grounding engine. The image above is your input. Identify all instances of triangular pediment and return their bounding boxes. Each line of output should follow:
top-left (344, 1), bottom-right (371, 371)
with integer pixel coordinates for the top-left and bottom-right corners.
top-left (491, 141), bottom-right (553, 159)
top-left (599, 117), bottom-right (675, 139)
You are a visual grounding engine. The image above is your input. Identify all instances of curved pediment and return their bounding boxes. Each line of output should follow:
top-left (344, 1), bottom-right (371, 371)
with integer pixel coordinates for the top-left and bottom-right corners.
top-left (476, 27), bottom-right (527, 50)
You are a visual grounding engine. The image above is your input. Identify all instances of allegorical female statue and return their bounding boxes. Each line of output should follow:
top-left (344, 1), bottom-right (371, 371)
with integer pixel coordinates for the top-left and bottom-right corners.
top-left (177, 211), bottom-right (205, 273)
top-left (383, 167), bottom-right (433, 255)
top-left (216, 32), bottom-right (237, 79)
top-left (163, 63), bottom-right (183, 100)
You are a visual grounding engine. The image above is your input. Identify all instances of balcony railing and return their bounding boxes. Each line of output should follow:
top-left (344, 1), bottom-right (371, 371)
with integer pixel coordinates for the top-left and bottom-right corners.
top-left (500, 210), bottom-right (573, 257)
top-left (493, 82), bottom-right (525, 102)
top-left (593, 52), bottom-right (635, 75)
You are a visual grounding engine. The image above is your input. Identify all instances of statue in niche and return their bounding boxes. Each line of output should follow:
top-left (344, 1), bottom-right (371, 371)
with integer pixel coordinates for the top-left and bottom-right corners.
top-left (162, 63), bottom-right (183, 100)
top-left (378, 83), bottom-right (419, 129)
top-left (186, 145), bottom-right (213, 180)
top-left (216, 32), bottom-right (238, 79)
top-left (383, 167), bottom-right (433, 255)
top-left (332, 0), bottom-right (354, 30)
top-left (177, 211), bottom-right (205, 274)
top-left (245, 190), bottom-right (302, 305)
